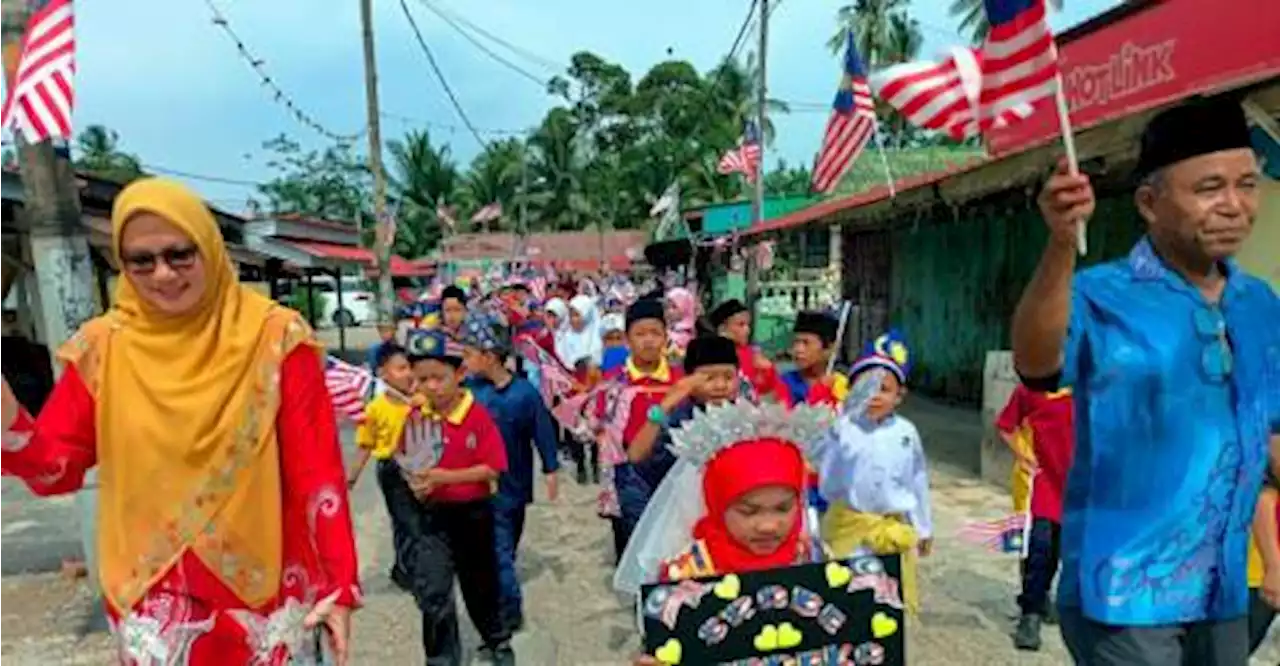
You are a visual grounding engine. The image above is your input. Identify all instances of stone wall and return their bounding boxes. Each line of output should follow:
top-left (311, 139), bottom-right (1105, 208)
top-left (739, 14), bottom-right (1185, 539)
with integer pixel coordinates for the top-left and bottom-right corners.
top-left (979, 350), bottom-right (1019, 489)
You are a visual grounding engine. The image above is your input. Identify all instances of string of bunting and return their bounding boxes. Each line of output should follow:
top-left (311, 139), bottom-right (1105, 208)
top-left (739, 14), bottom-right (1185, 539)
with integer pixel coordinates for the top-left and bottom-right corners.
top-left (203, 0), bottom-right (363, 145)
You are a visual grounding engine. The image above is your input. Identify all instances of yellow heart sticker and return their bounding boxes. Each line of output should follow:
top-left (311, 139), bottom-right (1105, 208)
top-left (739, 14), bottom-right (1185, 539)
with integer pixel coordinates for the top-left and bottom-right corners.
top-left (713, 574), bottom-right (741, 600)
top-left (654, 638), bottom-right (682, 664)
top-left (753, 624), bottom-right (779, 652)
top-left (777, 621), bottom-right (803, 649)
top-left (824, 561), bottom-right (852, 588)
top-left (871, 612), bottom-right (899, 639)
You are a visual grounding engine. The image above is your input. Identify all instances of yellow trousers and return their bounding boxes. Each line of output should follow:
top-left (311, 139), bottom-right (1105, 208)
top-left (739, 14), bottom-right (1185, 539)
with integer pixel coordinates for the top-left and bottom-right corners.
top-left (822, 502), bottom-right (919, 615)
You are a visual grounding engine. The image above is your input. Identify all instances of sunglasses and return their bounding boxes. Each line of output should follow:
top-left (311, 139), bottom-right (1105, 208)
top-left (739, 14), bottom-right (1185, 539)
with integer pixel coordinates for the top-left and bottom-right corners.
top-left (1192, 306), bottom-right (1233, 382)
top-left (121, 244), bottom-right (199, 275)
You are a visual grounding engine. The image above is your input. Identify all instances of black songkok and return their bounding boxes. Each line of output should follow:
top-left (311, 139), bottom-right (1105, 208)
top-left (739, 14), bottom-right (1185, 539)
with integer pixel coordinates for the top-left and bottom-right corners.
top-left (1134, 98), bottom-right (1253, 181)
top-left (625, 298), bottom-right (666, 330)
top-left (793, 311), bottom-right (839, 344)
top-left (684, 336), bottom-right (738, 372)
top-left (709, 299), bottom-right (748, 329)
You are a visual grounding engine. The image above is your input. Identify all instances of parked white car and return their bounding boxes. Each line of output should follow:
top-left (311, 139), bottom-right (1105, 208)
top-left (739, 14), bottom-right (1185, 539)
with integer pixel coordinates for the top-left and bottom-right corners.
top-left (309, 276), bottom-right (376, 328)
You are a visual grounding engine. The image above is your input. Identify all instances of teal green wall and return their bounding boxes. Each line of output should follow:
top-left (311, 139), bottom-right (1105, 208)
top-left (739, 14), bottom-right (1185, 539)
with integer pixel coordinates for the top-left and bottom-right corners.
top-left (886, 193), bottom-right (1144, 403)
top-left (701, 197), bottom-right (818, 235)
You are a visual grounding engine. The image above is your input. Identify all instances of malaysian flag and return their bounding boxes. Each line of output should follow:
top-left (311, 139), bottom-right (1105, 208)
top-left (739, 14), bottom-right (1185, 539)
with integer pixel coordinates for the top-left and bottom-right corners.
top-left (325, 356), bottom-right (373, 424)
top-left (872, 47), bottom-right (1034, 141)
top-left (1, 0), bottom-right (76, 142)
top-left (957, 512), bottom-right (1030, 555)
top-left (436, 203), bottom-right (458, 231)
top-left (717, 120), bottom-right (762, 183)
top-left (470, 202), bottom-right (503, 228)
top-left (977, 0), bottom-right (1059, 132)
top-left (811, 32), bottom-right (878, 195)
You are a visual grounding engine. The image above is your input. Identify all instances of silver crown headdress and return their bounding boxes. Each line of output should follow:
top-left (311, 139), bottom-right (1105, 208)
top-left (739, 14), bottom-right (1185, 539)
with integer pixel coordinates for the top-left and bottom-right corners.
top-left (666, 400), bottom-right (837, 467)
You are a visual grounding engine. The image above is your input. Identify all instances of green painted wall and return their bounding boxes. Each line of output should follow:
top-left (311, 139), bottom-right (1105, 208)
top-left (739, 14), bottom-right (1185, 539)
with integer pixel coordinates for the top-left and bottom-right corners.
top-left (886, 193), bottom-right (1144, 404)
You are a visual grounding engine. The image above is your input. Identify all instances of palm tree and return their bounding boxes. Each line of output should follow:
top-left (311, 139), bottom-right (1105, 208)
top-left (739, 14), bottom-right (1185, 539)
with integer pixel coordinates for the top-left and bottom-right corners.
top-left (386, 129), bottom-right (461, 255)
top-left (828, 0), bottom-right (922, 67)
top-left (74, 125), bottom-right (144, 183)
top-left (704, 55), bottom-right (790, 146)
top-left (949, 0), bottom-right (1063, 44)
top-left (463, 138), bottom-right (525, 229)
top-left (526, 108), bottom-right (591, 231)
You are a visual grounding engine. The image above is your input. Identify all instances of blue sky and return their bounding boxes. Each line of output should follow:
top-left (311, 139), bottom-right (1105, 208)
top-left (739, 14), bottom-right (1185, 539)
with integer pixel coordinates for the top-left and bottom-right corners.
top-left (70, 0), bottom-right (1119, 210)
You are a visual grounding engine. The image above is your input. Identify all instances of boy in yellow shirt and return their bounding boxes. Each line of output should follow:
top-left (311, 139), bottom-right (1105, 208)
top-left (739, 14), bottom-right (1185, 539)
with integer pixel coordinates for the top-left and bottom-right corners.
top-left (346, 342), bottom-right (420, 589)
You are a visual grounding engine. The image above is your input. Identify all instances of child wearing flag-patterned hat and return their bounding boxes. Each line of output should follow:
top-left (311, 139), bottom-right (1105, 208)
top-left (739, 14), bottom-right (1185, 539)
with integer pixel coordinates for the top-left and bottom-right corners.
top-left (817, 329), bottom-right (933, 615)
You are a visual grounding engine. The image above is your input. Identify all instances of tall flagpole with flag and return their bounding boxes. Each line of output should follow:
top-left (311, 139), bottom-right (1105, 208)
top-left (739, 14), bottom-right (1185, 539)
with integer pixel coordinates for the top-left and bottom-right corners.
top-left (811, 31), bottom-right (883, 196)
top-left (745, 0), bottom-right (769, 316)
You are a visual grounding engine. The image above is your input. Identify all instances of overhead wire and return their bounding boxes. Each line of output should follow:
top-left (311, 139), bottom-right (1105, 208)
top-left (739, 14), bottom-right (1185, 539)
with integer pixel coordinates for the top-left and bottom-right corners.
top-left (413, 0), bottom-right (554, 87)
top-left (417, 0), bottom-right (563, 73)
top-left (396, 0), bottom-right (488, 148)
top-left (201, 0), bottom-right (362, 144)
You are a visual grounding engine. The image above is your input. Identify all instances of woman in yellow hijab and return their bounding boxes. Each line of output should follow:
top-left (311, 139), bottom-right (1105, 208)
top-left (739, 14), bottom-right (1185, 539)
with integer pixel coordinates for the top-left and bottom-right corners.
top-left (0, 178), bottom-right (359, 665)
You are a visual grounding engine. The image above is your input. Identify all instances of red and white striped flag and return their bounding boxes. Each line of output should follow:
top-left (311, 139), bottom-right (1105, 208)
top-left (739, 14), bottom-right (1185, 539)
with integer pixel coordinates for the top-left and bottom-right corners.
top-left (325, 356), bottom-right (373, 424)
top-left (436, 203), bottom-right (458, 230)
top-left (717, 120), bottom-right (762, 183)
top-left (811, 33), bottom-right (878, 195)
top-left (1, 0), bottom-right (76, 142)
top-left (957, 512), bottom-right (1030, 554)
top-left (470, 202), bottom-right (502, 227)
top-left (872, 47), bottom-right (1034, 141)
top-left (977, 0), bottom-right (1060, 132)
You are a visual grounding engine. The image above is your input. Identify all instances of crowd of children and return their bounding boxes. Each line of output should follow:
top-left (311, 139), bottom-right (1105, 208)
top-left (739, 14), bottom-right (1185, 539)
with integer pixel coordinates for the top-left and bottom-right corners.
top-left (344, 268), bottom-right (957, 664)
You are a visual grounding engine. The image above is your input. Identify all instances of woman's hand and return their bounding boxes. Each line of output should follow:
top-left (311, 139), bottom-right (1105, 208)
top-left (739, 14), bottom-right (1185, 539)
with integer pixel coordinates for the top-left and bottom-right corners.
top-left (632, 655), bottom-right (661, 666)
top-left (2, 378), bottom-right (18, 431)
top-left (303, 592), bottom-right (351, 665)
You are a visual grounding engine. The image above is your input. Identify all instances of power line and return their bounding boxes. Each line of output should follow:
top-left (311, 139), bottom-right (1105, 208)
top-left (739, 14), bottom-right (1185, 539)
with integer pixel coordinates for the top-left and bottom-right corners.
top-left (201, 0), bottom-right (362, 144)
top-left (380, 111), bottom-right (532, 137)
top-left (413, 0), bottom-right (553, 87)
top-left (144, 164), bottom-right (264, 187)
top-left (419, 0), bottom-right (563, 74)
top-left (726, 0), bottom-right (757, 61)
top-left (397, 0), bottom-right (487, 148)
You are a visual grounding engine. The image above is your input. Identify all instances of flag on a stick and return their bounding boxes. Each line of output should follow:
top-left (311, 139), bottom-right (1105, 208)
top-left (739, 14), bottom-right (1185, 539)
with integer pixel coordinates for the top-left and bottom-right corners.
top-left (872, 47), bottom-right (1033, 140)
top-left (325, 356), bottom-right (373, 423)
top-left (717, 120), bottom-right (762, 183)
top-left (436, 203), bottom-right (458, 231)
top-left (1, 0), bottom-right (76, 142)
top-left (470, 202), bottom-right (503, 227)
top-left (811, 33), bottom-right (878, 195)
top-left (957, 512), bottom-right (1030, 554)
top-left (977, 0), bottom-right (1059, 132)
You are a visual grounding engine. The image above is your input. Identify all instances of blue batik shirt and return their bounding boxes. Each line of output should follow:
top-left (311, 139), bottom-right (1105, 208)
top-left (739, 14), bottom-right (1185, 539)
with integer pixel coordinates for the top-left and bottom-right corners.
top-left (467, 375), bottom-right (561, 505)
top-left (1056, 237), bottom-right (1280, 626)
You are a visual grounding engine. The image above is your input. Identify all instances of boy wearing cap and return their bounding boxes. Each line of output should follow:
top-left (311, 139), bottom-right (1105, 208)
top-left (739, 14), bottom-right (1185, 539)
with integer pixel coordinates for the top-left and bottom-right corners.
top-left (781, 310), bottom-right (850, 407)
top-left (818, 331), bottom-right (933, 616)
top-left (401, 331), bottom-right (514, 665)
top-left (709, 298), bottom-right (790, 404)
top-left (458, 310), bottom-right (561, 634)
top-left (593, 299), bottom-right (684, 561)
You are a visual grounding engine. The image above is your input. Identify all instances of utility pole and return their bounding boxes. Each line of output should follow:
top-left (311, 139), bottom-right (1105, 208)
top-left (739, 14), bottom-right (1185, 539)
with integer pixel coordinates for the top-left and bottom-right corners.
top-left (359, 0), bottom-right (394, 324)
top-left (744, 0), bottom-right (768, 317)
top-left (2, 0), bottom-right (98, 362)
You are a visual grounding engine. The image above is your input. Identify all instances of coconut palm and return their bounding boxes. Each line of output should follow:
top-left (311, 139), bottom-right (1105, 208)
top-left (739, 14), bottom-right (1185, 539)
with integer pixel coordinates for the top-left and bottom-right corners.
top-left (74, 125), bottom-right (144, 183)
top-left (387, 129), bottom-right (461, 256)
top-left (829, 0), bottom-right (922, 67)
top-left (949, 0), bottom-right (1063, 44)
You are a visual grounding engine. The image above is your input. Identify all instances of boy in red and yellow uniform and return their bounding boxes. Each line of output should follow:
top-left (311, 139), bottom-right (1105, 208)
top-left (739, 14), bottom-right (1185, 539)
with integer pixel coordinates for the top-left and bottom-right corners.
top-left (595, 299), bottom-right (683, 562)
top-left (709, 298), bottom-right (791, 405)
top-left (401, 331), bottom-right (514, 665)
top-left (996, 383), bottom-right (1075, 652)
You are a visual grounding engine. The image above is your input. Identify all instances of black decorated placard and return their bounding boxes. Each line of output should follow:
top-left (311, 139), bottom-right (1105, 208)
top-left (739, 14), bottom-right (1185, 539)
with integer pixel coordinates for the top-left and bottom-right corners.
top-left (640, 555), bottom-right (906, 666)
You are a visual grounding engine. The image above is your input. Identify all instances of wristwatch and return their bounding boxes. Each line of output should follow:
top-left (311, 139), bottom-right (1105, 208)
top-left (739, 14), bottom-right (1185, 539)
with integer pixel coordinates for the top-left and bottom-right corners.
top-left (647, 404), bottom-right (666, 425)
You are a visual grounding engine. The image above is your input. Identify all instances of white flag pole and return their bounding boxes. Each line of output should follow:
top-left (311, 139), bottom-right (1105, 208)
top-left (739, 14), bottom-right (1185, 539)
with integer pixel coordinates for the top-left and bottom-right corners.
top-left (872, 121), bottom-right (897, 198)
top-left (1051, 72), bottom-right (1086, 256)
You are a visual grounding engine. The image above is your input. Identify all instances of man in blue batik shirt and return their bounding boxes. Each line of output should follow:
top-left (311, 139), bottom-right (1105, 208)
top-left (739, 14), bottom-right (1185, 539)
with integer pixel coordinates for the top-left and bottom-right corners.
top-left (1012, 99), bottom-right (1280, 666)
top-left (457, 309), bottom-right (561, 634)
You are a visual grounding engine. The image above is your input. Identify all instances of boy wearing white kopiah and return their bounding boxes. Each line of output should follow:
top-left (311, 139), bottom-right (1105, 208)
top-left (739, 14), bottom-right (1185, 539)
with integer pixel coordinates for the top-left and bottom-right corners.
top-left (818, 330), bottom-right (932, 616)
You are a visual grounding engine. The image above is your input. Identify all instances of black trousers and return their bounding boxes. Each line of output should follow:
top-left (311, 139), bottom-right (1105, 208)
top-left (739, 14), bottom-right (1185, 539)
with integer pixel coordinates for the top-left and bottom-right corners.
top-left (379, 466), bottom-right (510, 665)
top-left (375, 461), bottom-right (411, 582)
top-left (1018, 518), bottom-right (1062, 616)
top-left (565, 428), bottom-right (598, 480)
top-left (1060, 608), bottom-right (1248, 666)
top-left (1248, 587), bottom-right (1278, 655)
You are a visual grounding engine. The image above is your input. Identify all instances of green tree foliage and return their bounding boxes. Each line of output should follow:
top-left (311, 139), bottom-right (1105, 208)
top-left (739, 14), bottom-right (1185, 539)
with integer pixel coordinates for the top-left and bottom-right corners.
top-left (73, 124), bottom-right (145, 183)
top-left (256, 134), bottom-right (371, 224)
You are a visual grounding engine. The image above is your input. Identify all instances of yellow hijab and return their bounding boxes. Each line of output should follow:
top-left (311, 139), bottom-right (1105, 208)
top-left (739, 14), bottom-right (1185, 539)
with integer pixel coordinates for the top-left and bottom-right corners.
top-left (59, 178), bottom-right (314, 613)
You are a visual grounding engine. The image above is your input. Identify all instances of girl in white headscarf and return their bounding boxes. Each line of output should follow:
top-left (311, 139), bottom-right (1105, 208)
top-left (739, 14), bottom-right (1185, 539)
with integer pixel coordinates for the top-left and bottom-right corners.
top-left (557, 295), bottom-right (603, 373)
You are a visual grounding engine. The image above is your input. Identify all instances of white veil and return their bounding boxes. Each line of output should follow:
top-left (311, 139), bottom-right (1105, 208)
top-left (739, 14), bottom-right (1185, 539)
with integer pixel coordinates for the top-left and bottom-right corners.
top-left (612, 458), bottom-right (705, 596)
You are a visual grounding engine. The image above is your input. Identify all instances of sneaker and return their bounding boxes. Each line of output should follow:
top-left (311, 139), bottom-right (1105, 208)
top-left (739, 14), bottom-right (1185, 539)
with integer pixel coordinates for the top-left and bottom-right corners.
top-left (1013, 614), bottom-right (1042, 651)
top-left (389, 566), bottom-right (412, 592)
top-left (477, 641), bottom-right (516, 666)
